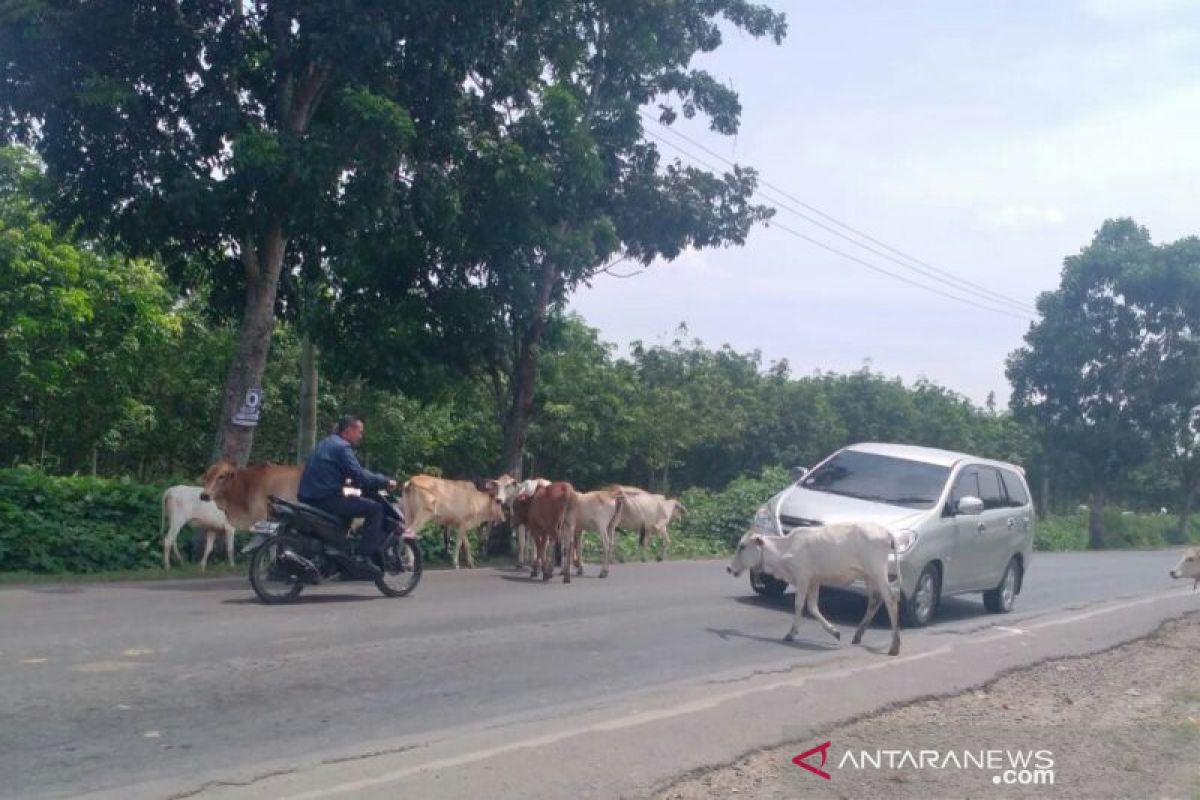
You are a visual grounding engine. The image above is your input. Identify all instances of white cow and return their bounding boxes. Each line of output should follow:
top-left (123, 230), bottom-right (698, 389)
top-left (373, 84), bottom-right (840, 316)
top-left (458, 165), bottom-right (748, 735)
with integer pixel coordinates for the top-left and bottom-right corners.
top-left (1170, 547), bottom-right (1200, 589)
top-left (161, 485), bottom-right (237, 572)
top-left (500, 478), bottom-right (551, 568)
top-left (727, 523), bottom-right (901, 656)
top-left (567, 490), bottom-right (624, 578)
top-left (611, 486), bottom-right (686, 562)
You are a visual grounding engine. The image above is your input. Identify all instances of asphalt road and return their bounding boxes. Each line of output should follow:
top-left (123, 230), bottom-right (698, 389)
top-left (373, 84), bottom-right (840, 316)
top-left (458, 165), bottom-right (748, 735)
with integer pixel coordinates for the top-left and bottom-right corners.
top-left (0, 549), bottom-right (1187, 799)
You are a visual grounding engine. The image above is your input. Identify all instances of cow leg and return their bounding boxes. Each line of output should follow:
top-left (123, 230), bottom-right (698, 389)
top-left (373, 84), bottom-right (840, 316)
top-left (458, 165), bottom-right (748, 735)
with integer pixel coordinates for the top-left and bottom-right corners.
top-left (785, 578), bottom-right (810, 642)
top-left (162, 520), bottom-right (185, 570)
top-left (541, 537), bottom-right (554, 582)
top-left (560, 530), bottom-right (573, 584)
top-left (882, 578), bottom-right (902, 656)
top-left (657, 525), bottom-right (671, 562)
top-left (638, 527), bottom-right (648, 562)
top-left (199, 529), bottom-right (215, 573)
top-left (573, 530), bottom-right (584, 576)
top-left (224, 525), bottom-right (237, 567)
top-left (805, 585), bottom-right (840, 642)
top-left (853, 590), bottom-right (884, 645)
top-left (515, 524), bottom-right (527, 568)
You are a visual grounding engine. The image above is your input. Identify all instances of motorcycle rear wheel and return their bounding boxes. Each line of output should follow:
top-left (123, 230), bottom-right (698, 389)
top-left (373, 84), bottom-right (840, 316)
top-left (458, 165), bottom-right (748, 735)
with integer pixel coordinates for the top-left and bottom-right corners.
top-left (249, 537), bottom-right (305, 605)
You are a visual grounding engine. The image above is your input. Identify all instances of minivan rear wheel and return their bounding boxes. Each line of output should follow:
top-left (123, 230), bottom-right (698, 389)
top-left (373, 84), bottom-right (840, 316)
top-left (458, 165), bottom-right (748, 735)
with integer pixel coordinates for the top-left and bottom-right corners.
top-left (750, 570), bottom-right (788, 598)
top-left (984, 557), bottom-right (1020, 614)
top-left (902, 563), bottom-right (940, 627)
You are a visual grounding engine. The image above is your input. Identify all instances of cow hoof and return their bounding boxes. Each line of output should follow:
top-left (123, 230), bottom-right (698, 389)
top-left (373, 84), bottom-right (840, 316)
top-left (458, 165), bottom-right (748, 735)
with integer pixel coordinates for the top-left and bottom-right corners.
top-left (655, 555), bottom-right (663, 562)
top-left (783, 632), bottom-right (796, 642)
top-left (563, 577), bottom-right (571, 584)
top-left (851, 633), bottom-right (864, 645)
top-left (542, 573), bottom-right (552, 582)
top-left (575, 567), bottom-right (583, 577)
top-left (888, 645), bottom-right (901, 656)
top-left (832, 630), bottom-right (841, 641)
top-left (599, 570), bottom-right (608, 579)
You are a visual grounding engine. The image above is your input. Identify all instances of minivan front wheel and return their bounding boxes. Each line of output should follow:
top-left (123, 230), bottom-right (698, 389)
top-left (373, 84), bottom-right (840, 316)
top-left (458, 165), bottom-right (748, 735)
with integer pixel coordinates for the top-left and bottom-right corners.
top-left (984, 557), bottom-right (1021, 614)
top-left (903, 563), bottom-right (941, 627)
top-left (750, 569), bottom-right (788, 598)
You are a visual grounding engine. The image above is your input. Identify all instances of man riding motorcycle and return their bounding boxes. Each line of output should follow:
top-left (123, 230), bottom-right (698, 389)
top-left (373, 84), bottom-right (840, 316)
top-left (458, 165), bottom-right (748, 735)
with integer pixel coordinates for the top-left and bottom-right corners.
top-left (298, 414), bottom-right (397, 578)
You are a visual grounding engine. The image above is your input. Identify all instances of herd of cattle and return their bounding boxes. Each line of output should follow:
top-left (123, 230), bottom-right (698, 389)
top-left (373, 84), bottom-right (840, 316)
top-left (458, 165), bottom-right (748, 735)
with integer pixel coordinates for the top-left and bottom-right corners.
top-left (161, 460), bottom-right (685, 583)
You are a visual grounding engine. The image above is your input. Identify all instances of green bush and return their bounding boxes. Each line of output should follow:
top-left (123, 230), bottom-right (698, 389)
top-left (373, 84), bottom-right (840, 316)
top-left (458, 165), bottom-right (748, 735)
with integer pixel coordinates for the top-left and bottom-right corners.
top-left (678, 466), bottom-right (792, 548)
top-left (0, 467), bottom-right (170, 573)
top-left (1035, 509), bottom-right (1200, 551)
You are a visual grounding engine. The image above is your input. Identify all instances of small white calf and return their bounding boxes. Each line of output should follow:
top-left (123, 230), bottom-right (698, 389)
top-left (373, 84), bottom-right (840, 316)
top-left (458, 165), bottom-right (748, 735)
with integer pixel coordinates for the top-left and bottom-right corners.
top-left (727, 523), bottom-right (901, 656)
top-left (161, 485), bottom-right (237, 572)
top-left (1169, 547), bottom-right (1200, 589)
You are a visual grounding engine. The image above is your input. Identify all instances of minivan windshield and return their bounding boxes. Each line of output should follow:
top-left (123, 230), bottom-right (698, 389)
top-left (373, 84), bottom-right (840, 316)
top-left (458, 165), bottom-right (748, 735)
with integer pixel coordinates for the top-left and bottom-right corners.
top-left (800, 450), bottom-right (950, 509)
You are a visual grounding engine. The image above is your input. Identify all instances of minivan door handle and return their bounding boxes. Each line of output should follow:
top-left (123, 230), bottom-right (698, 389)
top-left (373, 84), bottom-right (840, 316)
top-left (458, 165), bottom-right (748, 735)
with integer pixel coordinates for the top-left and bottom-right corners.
top-left (976, 521), bottom-right (986, 533)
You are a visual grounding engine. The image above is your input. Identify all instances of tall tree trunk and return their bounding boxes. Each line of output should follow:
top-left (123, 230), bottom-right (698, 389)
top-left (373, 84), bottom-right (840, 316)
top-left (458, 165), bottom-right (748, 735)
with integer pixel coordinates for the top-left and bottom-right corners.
top-left (501, 258), bottom-right (559, 480)
top-left (90, 446), bottom-right (98, 477)
top-left (297, 335), bottom-right (319, 462)
top-left (214, 224), bottom-right (287, 466)
top-left (1088, 485), bottom-right (1106, 550)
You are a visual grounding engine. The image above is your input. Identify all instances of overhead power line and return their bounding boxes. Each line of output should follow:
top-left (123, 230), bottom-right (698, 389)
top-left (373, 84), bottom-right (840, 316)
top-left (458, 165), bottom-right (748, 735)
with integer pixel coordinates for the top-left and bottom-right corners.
top-left (639, 110), bottom-right (1038, 318)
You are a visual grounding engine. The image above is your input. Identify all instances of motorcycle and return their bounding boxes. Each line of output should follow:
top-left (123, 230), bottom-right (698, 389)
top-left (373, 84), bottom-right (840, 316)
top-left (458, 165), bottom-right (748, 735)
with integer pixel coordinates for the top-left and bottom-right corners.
top-left (242, 489), bottom-right (422, 604)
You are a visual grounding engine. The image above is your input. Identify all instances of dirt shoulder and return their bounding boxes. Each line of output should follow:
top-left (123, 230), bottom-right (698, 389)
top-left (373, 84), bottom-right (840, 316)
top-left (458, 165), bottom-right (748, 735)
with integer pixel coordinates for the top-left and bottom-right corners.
top-left (659, 613), bottom-right (1200, 799)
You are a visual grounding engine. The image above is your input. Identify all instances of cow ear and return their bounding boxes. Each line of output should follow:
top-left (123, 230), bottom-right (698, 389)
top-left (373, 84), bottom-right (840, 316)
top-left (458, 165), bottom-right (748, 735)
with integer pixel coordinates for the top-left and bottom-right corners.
top-left (751, 535), bottom-right (765, 547)
top-left (484, 480), bottom-right (499, 495)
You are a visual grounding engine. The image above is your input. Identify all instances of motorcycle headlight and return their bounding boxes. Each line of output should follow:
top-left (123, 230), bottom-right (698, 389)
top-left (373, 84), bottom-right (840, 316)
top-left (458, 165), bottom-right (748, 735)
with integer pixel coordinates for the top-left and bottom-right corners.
top-left (892, 529), bottom-right (918, 555)
top-left (750, 505), bottom-right (777, 535)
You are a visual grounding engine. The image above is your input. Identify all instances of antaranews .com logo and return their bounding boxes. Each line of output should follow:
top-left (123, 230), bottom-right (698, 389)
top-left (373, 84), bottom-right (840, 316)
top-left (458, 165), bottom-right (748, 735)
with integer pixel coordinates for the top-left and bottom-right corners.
top-left (793, 741), bottom-right (1055, 787)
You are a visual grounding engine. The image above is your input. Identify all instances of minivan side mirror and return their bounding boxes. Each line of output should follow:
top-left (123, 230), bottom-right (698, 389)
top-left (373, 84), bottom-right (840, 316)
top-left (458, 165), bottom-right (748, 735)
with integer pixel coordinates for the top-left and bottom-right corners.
top-left (956, 496), bottom-right (984, 516)
top-left (791, 465), bottom-right (809, 482)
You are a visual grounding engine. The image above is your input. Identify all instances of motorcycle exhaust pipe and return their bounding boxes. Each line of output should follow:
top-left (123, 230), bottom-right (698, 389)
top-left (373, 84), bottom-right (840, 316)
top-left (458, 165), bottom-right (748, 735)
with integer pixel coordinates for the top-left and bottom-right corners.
top-left (278, 548), bottom-right (322, 585)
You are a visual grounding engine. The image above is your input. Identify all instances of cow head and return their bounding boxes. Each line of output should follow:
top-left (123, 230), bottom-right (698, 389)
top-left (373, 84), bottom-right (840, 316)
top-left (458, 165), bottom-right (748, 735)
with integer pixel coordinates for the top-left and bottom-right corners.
top-left (727, 532), bottom-right (767, 577)
top-left (481, 480), bottom-right (507, 524)
top-left (199, 459), bottom-right (238, 504)
top-left (1169, 547), bottom-right (1200, 589)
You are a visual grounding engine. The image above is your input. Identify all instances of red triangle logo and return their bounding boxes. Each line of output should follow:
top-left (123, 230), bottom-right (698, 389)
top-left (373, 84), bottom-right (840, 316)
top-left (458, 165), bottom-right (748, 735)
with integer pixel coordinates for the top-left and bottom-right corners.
top-left (792, 741), bottom-right (832, 780)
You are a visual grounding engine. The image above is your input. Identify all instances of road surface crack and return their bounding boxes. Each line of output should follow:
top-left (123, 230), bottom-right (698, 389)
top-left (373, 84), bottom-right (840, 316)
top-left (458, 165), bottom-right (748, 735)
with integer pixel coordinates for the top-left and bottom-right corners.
top-left (165, 768), bottom-right (300, 800)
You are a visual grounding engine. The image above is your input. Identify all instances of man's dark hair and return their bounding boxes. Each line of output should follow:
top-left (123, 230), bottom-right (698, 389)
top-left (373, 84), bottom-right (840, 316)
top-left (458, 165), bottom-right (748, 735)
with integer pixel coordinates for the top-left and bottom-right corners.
top-left (335, 414), bottom-right (364, 434)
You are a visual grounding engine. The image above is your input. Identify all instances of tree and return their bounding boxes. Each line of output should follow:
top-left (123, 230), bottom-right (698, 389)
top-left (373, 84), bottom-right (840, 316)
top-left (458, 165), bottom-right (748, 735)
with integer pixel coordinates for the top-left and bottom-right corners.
top-left (0, 148), bottom-right (175, 473)
top-left (450, 0), bottom-right (786, 481)
top-left (0, 2), bottom-right (511, 464)
top-left (1007, 219), bottom-right (1162, 548)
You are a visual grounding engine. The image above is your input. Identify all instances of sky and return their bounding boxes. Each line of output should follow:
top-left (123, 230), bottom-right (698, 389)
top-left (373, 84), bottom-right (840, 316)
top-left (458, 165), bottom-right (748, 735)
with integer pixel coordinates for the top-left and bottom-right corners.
top-left (569, 0), bottom-right (1200, 407)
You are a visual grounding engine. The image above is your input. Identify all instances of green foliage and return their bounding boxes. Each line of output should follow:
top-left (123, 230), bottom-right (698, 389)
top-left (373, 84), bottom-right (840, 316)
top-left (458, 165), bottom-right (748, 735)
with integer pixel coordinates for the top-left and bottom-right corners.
top-left (1036, 509), bottom-right (1200, 552)
top-left (678, 466), bottom-right (791, 547)
top-left (0, 468), bottom-right (168, 573)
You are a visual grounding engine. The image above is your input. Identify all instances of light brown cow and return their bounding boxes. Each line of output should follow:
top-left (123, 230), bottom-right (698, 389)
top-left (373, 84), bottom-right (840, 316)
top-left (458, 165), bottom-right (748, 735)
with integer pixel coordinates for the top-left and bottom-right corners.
top-left (512, 482), bottom-right (578, 583)
top-left (568, 489), bottom-right (624, 579)
top-left (402, 475), bottom-right (507, 569)
top-left (200, 460), bottom-right (301, 530)
top-left (611, 485), bottom-right (687, 562)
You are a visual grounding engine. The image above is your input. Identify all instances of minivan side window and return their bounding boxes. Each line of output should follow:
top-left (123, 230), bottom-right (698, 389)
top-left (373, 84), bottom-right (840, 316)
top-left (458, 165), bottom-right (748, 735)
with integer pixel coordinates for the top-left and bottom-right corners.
top-left (978, 468), bottom-right (1006, 510)
top-left (1000, 469), bottom-right (1031, 508)
top-left (947, 468), bottom-right (980, 514)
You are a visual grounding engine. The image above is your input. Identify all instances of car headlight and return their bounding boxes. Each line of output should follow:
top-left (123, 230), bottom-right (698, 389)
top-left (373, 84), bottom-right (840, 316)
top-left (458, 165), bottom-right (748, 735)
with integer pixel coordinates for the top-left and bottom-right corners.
top-left (750, 505), bottom-right (777, 535)
top-left (891, 529), bottom-right (918, 555)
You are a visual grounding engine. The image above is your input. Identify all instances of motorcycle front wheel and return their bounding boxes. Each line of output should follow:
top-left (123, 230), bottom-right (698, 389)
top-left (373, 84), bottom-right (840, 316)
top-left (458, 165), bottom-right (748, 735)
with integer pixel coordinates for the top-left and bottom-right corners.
top-left (375, 537), bottom-right (422, 597)
top-left (249, 536), bottom-right (305, 605)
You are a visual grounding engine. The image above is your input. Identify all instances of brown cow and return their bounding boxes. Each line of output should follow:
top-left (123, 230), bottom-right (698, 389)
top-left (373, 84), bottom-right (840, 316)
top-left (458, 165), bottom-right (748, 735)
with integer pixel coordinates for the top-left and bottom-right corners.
top-left (513, 482), bottom-right (578, 583)
top-left (200, 460), bottom-right (301, 530)
top-left (402, 475), bottom-right (507, 569)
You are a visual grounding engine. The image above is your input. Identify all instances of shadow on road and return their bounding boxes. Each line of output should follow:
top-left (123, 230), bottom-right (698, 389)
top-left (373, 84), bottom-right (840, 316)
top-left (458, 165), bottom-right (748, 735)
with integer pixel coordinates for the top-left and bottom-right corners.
top-left (221, 593), bottom-right (381, 606)
top-left (733, 588), bottom-right (991, 628)
top-left (705, 626), bottom-right (840, 651)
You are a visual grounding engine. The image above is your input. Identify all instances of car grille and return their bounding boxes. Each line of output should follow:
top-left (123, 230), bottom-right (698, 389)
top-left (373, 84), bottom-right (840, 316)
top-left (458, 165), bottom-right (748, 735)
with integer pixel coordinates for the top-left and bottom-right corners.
top-left (779, 515), bottom-right (822, 533)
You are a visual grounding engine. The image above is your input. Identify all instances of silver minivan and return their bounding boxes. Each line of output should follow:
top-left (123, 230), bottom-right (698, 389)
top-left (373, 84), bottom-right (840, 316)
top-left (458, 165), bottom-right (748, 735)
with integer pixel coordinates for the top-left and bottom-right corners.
top-left (746, 442), bottom-right (1035, 626)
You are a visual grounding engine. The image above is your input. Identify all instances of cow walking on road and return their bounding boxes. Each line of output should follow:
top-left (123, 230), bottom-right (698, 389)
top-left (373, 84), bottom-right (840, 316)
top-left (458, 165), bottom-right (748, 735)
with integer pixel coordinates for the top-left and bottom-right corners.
top-left (727, 523), bottom-right (901, 656)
